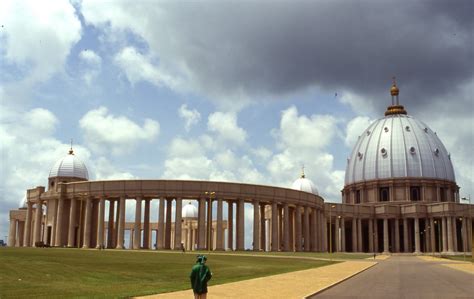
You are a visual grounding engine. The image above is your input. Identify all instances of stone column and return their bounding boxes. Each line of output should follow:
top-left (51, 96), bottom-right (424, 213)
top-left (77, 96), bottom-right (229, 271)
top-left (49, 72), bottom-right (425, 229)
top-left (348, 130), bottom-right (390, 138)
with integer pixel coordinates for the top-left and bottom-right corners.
top-left (430, 218), bottom-right (436, 252)
top-left (206, 198), bottom-right (213, 251)
top-left (283, 204), bottom-right (290, 251)
top-left (321, 213), bottom-right (327, 252)
top-left (414, 217), bottom-right (420, 254)
top-left (198, 197), bottom-right (206, 250)
top-left (174, 198), bottom-right (183, 250)
top-left (165, 198), bottom-right (172, 249)
top-left (82, 197), bottom-right (92, 248)
top-left (403, 218), bottom-right (409, 252)
top-left (54, 197), bottom-right (65, 247)
top-left (67, 198), bottom-right (77, 247)
top-left (23, 202), bottom-right (33, 247)
top-left (341, 217), bottom-right (346, 252)
top-left (357, 218), bottom-right (363, 252)
top-left (447, 216), bottom-right (454, 253)
top-left (228, 201), bottom-right (234, 250)
top-left (157, 197), bottom-right (165, 249)
top-left (16, 221), bottom-right (24, 247)
top-left (96, 197), bottom-right (105, 249)
top-left (253, 200), bottom-right (260, 251)
top-left (442, 217), bottom-right (448, 253)
top-left (394, 218), bottom-right (400, 253)
top-left (133, 197), bottom-right (142, 249)
top-left (216, 198), bottom-right (224, 250)
top-left (468, 217), bottom-right (472, 252)
top-left (260, 204), bottom-right (266, 251)
top-left (352, 218), bottom-right (357, 252)
top-left (107, 200), bottom-right (115, 249)
top-left (237, 198), bottom-right (245, 250)
top-left (312, 208), bottom-right (318, 252)
top-left (116, 196), bottom-right (126, 249)
top-left (143, 199), bottom-right (151, 249)
top-left (452, 217), bottom-right (458, 252)
top-left (383, 218), bottom-right (389, 254)
top-left (50, 199), bottom-right (58, 246)
top-left (461, 217), bottom-right (467, 253)
top-left (129, 229), bottom-right (134, 249)
top-left (8, 219), bottom-right (17, 247)
top-left (304, 207), bottom-right (311, 252)
top-left (374, 219), bottom-right (379, 252)
top-left (271, 202), bottom-right (278, 251)
top-left (335, 216), bottom-right (340, 252)
top-left (295, 206), bottom-right (302, 251)
top-left (368, 219), bottom-right (374, 252)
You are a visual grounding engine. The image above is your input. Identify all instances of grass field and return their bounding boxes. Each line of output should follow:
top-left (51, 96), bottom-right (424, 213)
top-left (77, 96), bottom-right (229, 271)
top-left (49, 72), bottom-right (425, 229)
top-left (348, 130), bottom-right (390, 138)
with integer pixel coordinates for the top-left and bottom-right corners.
top-left (441, 254), bottom-right (474, 263)
top-left (0, 248), bottom-right (338, 298)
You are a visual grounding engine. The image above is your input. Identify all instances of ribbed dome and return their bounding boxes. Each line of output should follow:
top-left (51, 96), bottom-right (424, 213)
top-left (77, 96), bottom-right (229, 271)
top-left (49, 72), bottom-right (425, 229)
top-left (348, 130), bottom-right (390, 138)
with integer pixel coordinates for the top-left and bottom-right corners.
top-left (182, 202), bottom-right (198, 218)
top-left (291, 173), bottom-right (319, 195)
top-left (345, 114), bottom-right (455, 185)
top-left (49, 149), bottom-right (89, 180)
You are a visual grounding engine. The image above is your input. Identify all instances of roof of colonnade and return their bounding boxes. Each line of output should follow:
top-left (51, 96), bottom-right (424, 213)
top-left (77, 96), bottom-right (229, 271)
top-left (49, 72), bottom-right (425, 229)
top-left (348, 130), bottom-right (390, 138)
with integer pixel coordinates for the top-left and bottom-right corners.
top-left (41, 179), bottom-right (325, 208)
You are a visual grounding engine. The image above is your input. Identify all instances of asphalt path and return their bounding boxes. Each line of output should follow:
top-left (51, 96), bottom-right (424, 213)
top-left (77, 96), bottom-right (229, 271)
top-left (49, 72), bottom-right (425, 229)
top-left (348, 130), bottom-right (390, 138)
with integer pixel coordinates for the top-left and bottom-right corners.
top-left (311, 256), bottom-right (474, 299)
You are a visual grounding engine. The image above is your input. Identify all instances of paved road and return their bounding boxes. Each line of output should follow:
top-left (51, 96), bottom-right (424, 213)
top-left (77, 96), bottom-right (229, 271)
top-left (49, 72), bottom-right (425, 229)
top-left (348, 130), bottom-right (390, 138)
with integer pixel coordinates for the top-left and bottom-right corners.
top-left (311, 256), bottom-right (474, 299)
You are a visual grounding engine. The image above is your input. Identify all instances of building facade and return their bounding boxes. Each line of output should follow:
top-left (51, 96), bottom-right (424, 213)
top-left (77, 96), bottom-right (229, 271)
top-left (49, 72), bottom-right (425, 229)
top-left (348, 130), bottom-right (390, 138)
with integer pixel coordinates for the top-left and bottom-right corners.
top-left (8, 83), bottom-right (473, 254)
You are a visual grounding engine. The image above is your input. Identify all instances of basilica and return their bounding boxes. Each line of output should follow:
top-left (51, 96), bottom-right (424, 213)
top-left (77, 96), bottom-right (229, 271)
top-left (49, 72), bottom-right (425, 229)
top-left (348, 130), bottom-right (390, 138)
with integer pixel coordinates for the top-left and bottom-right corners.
top-left (8, 82), bottom-right (473, 255)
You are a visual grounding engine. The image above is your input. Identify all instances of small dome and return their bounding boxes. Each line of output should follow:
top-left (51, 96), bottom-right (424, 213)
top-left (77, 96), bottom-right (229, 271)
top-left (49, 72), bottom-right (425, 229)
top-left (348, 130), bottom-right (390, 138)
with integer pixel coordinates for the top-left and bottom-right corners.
top-left (291, 170), bottom-right (319, 195)
top-left (182, 202), bottom-right (198, 218)
top-left (49, 149), bottom-right (89, 180)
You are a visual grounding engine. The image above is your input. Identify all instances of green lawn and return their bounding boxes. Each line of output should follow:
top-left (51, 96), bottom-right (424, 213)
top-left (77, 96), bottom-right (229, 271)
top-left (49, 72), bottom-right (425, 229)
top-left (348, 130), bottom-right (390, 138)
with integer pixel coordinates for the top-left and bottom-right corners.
top-left (203, 250), bottom-right (371, 260)
top-left (0, 248), bottom-right (336, 298)
top-left (441, 254), bottom-right (474, 263)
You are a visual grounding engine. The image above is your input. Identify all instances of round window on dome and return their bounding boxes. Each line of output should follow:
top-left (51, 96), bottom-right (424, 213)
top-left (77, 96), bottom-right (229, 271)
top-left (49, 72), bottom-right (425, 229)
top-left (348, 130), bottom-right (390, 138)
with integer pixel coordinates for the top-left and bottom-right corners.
top-left (424, 128), bottom-right (428, 133)
top-left (380, 148), bottom-right (387, 157)
top-left (405, 126), bottom-right (410, 131)
top-left (410, 147), bottom-right (416, 154)
top-left (366, 130), bottom-right (371, 136)
top-left (384, 127), bottom-right (389, 132)
top-left (434, 148), bottom-right (440, 156)
top-left (357, 152), bottom-right (363, 159)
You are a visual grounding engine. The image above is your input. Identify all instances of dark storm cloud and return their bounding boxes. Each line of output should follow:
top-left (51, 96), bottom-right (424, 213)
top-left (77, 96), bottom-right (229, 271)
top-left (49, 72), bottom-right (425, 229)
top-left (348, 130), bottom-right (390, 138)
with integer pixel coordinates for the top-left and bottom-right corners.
top-left (148, 0), bottom-right (473, 112)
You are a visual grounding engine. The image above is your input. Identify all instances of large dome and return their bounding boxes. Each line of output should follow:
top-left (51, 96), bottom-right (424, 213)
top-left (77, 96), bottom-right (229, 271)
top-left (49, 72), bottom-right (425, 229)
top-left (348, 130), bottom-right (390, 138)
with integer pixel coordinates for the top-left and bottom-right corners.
top-left (291, 170), bottom-right (319, 195)
top-left (345, 85), bottom-right (455, 186)
top-left (49, 149), bottom-right (89, 180)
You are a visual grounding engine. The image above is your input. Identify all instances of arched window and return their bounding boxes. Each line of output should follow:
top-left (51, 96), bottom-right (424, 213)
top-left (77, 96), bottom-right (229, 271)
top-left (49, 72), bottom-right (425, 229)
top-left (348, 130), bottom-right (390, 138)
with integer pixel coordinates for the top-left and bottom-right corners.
top-left (379, 187), bottom-right (389, 202)
top-left (356, 190), bottom-right (361, 204)
top-left (410, 187), bottom-right (420, 201)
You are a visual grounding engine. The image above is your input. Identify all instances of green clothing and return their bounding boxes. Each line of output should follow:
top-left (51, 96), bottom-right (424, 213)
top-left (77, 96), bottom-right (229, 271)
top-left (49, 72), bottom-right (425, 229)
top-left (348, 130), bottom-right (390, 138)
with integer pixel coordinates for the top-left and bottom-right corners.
top-left (190, 262), bottom-right (212, 294)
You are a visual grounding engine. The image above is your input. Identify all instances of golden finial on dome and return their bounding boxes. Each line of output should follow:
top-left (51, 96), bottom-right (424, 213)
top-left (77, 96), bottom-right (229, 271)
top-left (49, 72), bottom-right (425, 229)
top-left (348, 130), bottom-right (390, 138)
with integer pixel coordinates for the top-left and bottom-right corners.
top-left (69, 139), bottom-right (74, 155)
top-left (301, 165), bottom-right (305, 178)
top-left (390, 76), bottom-right (399, 96)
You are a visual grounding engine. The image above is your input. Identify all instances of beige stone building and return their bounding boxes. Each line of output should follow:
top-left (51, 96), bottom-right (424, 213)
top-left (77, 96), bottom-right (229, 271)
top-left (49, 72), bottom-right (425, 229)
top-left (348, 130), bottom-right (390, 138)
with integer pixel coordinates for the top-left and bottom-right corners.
top-left (8, 83), bottom-right (473, 254)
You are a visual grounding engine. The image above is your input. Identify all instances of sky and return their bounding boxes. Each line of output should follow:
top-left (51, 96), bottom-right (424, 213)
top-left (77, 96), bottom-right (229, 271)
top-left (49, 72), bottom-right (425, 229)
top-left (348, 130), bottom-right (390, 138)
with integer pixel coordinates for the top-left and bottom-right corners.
top-left (1, 0), bottom-right (473, 246)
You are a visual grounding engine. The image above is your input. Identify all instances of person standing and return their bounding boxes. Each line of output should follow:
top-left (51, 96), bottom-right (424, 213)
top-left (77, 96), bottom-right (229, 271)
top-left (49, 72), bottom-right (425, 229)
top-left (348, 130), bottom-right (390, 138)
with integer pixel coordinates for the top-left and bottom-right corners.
top-left (190, 255), bottom-right (212, 299)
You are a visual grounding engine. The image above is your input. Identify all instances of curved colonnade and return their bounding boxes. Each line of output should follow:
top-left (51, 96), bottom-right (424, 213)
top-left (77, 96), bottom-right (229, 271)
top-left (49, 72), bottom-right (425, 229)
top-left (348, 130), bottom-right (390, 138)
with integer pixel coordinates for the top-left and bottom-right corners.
top-left (20, 179), bottom-right (325, 252)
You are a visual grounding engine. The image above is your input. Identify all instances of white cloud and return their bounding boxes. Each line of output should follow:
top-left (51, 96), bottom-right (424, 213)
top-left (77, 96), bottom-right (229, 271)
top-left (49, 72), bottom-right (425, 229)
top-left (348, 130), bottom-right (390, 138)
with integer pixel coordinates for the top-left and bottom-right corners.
top-left (0, 0), bottom-right (81, 83)
top-left (79, 107), bottom-right (160, 155)
top-left (267, 106), bottom-right (343, 201)
top-left (178, 104), bottom-right (201, 131)
top-left (78, 50), bottom-right (102, 84)
top-left (207, 112), bottom-right (247, 145)
top-left (92, 157), bottom-right (136, 180)
top-left (114, 47), bottom-right (178, 89)
top-left (344, 116), bottom-right (373, 147)
top-left (79, 50), bottom-right (102, 66)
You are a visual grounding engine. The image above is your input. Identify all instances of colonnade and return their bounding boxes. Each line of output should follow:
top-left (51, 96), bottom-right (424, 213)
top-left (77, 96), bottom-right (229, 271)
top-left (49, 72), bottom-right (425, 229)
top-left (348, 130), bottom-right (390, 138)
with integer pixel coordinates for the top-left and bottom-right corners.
top-left (327, 215), bottom-right (473, 254)
top-left (11, 195), bottom-right (327, 252)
